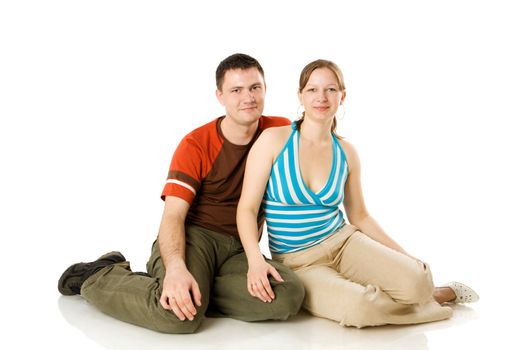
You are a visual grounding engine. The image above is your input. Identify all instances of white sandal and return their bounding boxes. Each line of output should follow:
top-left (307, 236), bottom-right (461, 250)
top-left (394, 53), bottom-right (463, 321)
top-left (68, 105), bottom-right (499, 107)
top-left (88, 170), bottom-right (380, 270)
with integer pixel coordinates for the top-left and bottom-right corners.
top-left (444, 281), bottom-right (479, 303)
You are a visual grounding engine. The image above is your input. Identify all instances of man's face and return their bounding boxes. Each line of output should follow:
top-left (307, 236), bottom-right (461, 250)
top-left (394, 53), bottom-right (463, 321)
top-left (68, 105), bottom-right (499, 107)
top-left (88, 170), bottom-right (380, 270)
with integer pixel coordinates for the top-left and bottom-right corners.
top-left (216, 67), bottom-right (266, 126)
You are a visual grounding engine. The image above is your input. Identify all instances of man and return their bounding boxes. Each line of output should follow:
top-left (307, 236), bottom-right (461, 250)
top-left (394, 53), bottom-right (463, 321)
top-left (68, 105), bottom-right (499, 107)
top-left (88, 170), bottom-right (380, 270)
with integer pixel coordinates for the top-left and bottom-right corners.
top-left (57, 53), bottom-right (305, 334)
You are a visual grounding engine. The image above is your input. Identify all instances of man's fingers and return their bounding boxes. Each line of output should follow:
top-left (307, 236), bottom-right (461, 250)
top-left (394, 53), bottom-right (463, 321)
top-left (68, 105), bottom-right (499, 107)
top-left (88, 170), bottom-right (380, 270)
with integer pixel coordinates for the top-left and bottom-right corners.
top-left (169, 296), bottom-right (186, 321)
top-left (191, 281), bottom-right (202, 307)
top-left (161, 271), bottom-right (202, 321)
top-left (160, 295), bottom-right (170, 310)
top-left (165, 293), bottom-right (199, 321)
top-left (177, 291), bottom-right (198, 320)
top-left (160, 294), bottom-right (168, 309)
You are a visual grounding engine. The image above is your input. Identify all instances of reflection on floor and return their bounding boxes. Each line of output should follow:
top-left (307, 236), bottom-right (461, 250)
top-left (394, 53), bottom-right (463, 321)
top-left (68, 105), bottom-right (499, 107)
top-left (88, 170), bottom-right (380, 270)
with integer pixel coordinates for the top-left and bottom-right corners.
top-left (57, 295), bottom-right (480, 350)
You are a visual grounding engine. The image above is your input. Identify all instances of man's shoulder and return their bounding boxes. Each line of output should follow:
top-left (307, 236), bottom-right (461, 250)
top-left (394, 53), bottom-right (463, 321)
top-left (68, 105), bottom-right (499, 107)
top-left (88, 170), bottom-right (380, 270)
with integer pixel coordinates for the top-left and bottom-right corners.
top-left (259, 116), bottom-right (291, 130)
top-left (187, 117), bottom-right (220, 137)
top-left (181, 117), bottom-right (221, 146)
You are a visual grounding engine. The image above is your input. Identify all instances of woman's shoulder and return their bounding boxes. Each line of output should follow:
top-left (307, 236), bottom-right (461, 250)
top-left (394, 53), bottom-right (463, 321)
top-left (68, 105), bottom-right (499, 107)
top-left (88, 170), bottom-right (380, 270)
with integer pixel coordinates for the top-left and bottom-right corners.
top-left (259, 125), bottom-right (293, 142)
top-left (337, 138), bottom-right (357, 155)
top-left (337, 138), bottom-right (360, 166)
top-left (253, 125), bottom-right (293, 160)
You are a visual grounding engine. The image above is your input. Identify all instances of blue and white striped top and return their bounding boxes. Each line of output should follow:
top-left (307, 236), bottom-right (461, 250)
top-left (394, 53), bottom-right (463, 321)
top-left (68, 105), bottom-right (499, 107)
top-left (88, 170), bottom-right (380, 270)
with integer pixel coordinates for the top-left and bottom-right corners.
top-left (263, 123), bottom-right (348, 254)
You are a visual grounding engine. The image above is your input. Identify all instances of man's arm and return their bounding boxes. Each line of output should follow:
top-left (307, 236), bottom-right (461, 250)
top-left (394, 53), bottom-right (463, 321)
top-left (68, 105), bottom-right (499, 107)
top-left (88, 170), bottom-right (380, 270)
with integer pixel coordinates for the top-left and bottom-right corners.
top-left (158, 195), bottom-right (202, 321)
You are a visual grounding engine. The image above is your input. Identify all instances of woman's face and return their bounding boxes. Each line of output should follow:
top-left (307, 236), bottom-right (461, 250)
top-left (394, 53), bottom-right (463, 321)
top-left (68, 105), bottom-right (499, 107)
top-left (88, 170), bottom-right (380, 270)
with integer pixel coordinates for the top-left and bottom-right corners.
top-left (299, 67), bottom-right (345, 123)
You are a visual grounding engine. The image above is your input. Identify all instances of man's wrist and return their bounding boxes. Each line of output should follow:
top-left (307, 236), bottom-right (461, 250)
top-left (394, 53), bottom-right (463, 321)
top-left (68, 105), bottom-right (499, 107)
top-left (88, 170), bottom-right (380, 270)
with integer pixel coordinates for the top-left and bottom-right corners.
top-left (165, 256), bottom-right (186, 270)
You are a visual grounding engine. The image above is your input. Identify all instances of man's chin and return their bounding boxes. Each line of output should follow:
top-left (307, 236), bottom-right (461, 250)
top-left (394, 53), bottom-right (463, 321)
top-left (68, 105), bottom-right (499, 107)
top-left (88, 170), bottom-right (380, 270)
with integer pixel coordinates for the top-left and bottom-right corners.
top-left (241, 110), bottom-right (263, 121)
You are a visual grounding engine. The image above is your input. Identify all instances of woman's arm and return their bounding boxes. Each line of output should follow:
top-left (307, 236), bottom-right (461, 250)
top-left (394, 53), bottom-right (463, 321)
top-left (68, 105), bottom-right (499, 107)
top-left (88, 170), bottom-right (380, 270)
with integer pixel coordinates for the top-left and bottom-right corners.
top-left (237, 128), bottom-right (287, 303)
top-left (341, 141), bottom-right (410, 256)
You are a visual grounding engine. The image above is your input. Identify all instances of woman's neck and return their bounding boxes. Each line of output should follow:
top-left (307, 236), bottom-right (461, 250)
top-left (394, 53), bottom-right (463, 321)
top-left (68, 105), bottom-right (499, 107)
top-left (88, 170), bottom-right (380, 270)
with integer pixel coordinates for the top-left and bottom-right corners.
top-left (299, 118), bottom-right (333, 145)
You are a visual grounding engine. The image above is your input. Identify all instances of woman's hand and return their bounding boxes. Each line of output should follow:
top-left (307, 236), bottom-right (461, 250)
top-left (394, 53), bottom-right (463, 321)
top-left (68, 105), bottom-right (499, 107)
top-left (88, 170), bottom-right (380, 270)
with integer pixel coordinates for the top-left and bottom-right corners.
top-left (246, 259), bottom-right (284, 303)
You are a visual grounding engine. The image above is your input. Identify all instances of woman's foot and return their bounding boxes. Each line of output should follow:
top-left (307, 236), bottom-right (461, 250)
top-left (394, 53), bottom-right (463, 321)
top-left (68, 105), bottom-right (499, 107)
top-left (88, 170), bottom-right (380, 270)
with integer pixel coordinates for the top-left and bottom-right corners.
top-left (433, 286), bottom-right (456, 304)
top-left (434, 282), bottom-right (479, 304)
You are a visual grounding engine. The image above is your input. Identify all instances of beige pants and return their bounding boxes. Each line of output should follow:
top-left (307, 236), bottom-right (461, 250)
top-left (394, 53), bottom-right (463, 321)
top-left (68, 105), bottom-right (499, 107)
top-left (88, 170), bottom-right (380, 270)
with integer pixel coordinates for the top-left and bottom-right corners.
top-left (272, 224), bottom-right (452, 328)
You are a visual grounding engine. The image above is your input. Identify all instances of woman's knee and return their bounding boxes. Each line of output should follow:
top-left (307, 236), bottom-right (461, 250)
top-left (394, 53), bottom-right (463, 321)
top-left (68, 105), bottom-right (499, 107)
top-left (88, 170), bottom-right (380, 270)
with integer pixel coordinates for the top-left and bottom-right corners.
top-left (397, 261), bottom-right (434, 304)
top-left (337, 285), bottom-right (387, 328)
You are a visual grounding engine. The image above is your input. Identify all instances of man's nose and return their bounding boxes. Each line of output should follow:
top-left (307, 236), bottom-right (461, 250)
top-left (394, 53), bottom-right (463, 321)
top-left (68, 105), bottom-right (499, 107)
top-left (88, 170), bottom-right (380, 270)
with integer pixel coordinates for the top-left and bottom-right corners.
top-left (244, 89), bottom-right (256, 101)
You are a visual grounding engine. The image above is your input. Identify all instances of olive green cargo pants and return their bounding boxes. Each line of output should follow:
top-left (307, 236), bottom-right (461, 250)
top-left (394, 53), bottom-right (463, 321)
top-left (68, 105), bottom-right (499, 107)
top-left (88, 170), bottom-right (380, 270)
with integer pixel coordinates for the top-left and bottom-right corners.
top-left (81, 225), bottom-right (305, 333)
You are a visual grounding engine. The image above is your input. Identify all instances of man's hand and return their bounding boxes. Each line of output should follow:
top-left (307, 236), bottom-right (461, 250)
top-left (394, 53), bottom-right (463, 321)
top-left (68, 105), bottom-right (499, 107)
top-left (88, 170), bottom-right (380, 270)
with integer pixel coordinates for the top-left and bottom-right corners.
top-left (246, 259), bottom-right (284, 303)
top-left (160, 265), bottom-right (202, 321)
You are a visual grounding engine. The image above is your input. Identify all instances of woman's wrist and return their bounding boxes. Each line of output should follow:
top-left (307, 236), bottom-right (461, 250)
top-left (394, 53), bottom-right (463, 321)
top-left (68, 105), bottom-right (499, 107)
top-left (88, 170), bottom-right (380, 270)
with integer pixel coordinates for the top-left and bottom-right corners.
top-left (247, 251), bottom-right (266, 265)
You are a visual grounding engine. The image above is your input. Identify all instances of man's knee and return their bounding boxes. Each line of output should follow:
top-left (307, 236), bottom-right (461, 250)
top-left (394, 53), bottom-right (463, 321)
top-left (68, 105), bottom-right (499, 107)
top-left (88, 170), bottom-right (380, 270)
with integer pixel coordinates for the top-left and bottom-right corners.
top-left (272, 275), bottom-right (305, 319)
top-left (152, 312), bottom-right (205, 334)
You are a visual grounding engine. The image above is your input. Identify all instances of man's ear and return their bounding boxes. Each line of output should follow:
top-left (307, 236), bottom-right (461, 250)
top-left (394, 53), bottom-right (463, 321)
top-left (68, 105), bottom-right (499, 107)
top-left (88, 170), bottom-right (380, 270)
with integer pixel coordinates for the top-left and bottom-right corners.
top-left (216, 89), bottom-right (224, 106)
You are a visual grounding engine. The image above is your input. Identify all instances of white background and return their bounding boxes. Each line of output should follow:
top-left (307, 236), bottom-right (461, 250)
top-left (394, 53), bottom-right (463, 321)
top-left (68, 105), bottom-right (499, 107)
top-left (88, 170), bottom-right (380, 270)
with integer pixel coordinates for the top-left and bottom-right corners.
top-left (1, 1), bottom-right (524, 349)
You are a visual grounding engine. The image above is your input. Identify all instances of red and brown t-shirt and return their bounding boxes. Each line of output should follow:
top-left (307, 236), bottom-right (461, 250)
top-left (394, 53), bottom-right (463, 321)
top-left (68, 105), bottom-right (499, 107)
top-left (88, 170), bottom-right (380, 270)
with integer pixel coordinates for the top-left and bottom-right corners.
top-left (161, 116), bottom-right (291, 238)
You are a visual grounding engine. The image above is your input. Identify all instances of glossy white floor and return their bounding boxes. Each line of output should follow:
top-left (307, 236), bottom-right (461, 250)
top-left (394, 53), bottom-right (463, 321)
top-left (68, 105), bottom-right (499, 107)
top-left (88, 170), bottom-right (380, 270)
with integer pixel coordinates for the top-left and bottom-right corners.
top-left (9, 250), bottom-right (525, 350)
top-left (7, 189), bottom-right (524, 350)
top-left (2, 1), bottom-right (524, 349)
top-left (54, 297), bottom-right (497, 350)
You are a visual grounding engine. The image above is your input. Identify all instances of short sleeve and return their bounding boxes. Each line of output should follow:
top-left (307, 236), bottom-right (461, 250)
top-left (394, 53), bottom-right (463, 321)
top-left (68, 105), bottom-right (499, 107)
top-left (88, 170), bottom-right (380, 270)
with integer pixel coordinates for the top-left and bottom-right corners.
top-left (161, 136), bottom-right (203, 204)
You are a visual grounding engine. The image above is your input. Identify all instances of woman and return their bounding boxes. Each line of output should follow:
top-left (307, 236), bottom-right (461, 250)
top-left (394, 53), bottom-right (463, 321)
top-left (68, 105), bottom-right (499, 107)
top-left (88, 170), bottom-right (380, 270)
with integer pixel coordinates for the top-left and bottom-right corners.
top-left (236, 59), bottom-right (478, 327)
